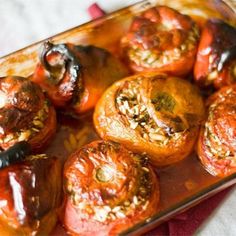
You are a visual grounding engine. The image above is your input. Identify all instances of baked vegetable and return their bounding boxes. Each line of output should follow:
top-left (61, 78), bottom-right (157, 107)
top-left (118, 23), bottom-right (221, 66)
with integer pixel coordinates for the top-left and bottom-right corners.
top-left (0, 76), bottom-right (56, 152)
top-left (94, 73), bottom-right (205, 166)
top-left (32, 42), bottom-right (129, 115)
top-left (194, 19), bottom-right (236, 89)
top-left (62, 140), bottom-right (159, 235)
top-left (0, 153), bottom-right (62, 235)
top-left (198, 85), bottom-right (236, 176)
top-left (121, 6), bottom-right (199, 76)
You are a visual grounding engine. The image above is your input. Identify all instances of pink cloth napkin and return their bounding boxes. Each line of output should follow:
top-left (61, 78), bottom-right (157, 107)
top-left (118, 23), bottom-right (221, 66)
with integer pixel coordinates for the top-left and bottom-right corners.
top-left (146, 187), bottom-right (233, 236)
top-left (87, 3), bottom-right (235, 235)
top-left (87, 3), bottom-right (106, 19)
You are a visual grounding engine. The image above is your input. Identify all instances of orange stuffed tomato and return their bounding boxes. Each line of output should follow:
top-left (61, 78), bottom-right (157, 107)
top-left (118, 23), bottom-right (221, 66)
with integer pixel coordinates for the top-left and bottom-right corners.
top-left (194, 19), bottom-right (236, 89)
top-left (94, 73), bottom-right (205, 166)
top-left (0, 76), bottom-right (56, 152)
top-left (32, 42), bottom-right (128, 115)
top-left (198, 85), bottom-right (236, 177)
top-left (62, 140), bottom-right (159, 235)
top-left (0, 152), bottom-right (62, 235)
top-left (121, 6), bottom-right (199, 76)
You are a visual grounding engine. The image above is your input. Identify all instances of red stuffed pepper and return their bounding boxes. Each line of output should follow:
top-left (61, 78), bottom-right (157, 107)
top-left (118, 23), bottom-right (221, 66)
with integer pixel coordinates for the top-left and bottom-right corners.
top-left (32, 42), bottom-right (129, 115)
top-left (194, 19), bottom-right (236, 89)
top-left (0, 149), bottom-right (62, 235)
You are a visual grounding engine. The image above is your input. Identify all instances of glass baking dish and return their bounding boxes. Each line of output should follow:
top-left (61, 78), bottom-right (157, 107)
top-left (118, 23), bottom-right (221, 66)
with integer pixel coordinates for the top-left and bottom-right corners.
top-left (0, 1), bottom-right (235, 235)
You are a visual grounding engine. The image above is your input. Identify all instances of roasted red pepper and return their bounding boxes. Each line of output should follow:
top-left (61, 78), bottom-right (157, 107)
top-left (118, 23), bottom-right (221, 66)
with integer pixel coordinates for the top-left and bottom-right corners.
top-left (194, 19), bottom-right (236, 89)
top-left (62, 140), bottom-right (159, 235)
top-left (121, 6), bottom-right (199, 76)
top-left (0, 153), bottom-right (62, 235)
top-left (0, 76), bottom-right (56, 152)
top-left (94, 73), bottom-right (205, 166)
top-left (198, 85), bottom-right (236, 177)
top-left (32, 42), bottom-right (129, 115)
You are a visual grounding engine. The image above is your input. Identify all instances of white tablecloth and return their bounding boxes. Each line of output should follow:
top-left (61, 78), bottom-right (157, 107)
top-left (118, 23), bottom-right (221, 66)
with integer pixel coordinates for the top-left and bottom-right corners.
top-left (0, 0), bottom-right (235, 235)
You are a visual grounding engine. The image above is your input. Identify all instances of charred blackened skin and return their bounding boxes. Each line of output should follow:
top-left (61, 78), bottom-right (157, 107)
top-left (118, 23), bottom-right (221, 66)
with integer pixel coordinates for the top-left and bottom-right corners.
top-left (40, 41), bottom-right (82, 99)
top-left (33, 42), bottom-right (129, 114)
top-left (0, 141), bottom-right (31, 169)
top-left (194, 19), bottom-right (236, 88)
top-left (121, 6), bottom-right (199, 76)
top-left (218, 45), bottom-right (236, 71)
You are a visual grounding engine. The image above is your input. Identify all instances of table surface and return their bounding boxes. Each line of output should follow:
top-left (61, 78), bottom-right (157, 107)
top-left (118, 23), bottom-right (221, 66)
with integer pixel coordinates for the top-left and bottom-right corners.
top-left (0, 0), bottom-right (235, 235)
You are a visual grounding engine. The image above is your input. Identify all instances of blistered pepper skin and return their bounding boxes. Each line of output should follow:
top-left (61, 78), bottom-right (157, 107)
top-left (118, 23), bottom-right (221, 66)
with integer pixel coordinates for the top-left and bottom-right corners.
top-left (32, 42), bottom-right (129, 115)
top-left (0, 155), bottom-right (62, 235)
top-left (194, 19), bottom-right (236, 89)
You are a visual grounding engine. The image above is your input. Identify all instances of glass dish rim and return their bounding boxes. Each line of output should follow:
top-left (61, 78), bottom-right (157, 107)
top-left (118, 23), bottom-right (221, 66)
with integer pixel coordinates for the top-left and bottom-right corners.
top-left (121, 172), bottom-right (236, 235)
